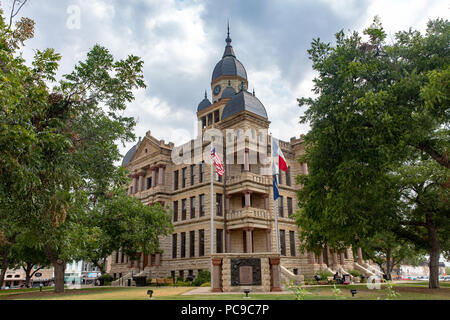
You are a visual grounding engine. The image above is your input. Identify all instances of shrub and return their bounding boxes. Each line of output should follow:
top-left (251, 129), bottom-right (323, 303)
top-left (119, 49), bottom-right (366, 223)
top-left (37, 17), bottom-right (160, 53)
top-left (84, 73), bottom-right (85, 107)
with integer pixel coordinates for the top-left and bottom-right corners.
top-left (349, 270), bottom-right (361, 277)
top-left (193, 271), bottom-right (211, 287)
top-left (99, 274), bottom-right (113, 286)
top-left (200, 282), bottom-right (211, 287)
top-left (315, 270), bottom-right (333, 280)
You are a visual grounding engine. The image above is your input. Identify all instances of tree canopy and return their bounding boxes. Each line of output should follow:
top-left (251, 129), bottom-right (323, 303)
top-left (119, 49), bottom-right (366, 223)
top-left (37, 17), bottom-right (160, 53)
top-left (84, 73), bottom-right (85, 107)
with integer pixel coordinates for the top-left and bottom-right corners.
top-left (296, 17), bottom-right (449, 288)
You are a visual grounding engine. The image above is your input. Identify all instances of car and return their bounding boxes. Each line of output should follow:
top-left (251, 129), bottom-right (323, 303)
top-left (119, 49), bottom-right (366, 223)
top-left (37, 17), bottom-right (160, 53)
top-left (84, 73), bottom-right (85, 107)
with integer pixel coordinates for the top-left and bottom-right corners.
top-left (444, 276), bottom-right (450, 281)
top-left (0, 286), bottom-right (10, 290)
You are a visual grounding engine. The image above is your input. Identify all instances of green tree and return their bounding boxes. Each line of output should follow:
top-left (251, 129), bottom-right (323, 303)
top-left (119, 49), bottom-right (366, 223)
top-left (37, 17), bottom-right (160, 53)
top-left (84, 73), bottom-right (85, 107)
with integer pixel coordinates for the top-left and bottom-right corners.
top-left (78, 190), bottom-right (172, 275)
top-left (360, 231), bottom-right (425, 280)
top-left (0, 4), bottom-right (164, 293)
top-left (296, 17), bottom-right (449, 289)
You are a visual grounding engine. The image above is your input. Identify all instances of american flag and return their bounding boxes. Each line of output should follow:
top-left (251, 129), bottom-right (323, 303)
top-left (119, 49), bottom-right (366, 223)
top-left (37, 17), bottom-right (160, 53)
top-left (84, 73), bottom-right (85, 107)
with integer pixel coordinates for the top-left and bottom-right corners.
top-left (210, 144), bottom-right (225, 176)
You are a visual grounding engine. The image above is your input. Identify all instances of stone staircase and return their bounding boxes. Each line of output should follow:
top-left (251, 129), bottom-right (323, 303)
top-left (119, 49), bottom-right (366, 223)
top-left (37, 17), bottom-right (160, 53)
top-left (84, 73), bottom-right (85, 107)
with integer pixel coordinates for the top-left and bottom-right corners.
top-left (111, 269), bottom-right (149, 287)
top-left (280, 265), bottom-right (304, 288)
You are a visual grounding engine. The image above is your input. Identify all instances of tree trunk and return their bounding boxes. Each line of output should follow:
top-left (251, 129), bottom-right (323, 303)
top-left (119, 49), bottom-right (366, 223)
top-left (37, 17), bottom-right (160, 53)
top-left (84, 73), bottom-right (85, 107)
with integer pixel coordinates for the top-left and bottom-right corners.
top-left (0, 249), bottom-right (10, 288)
top-left (53, 260), bottom-right (66, 293)
top-left (428, 226), bottom-right (440, 289)
top-left (385, 248), bottom-right (392, 281)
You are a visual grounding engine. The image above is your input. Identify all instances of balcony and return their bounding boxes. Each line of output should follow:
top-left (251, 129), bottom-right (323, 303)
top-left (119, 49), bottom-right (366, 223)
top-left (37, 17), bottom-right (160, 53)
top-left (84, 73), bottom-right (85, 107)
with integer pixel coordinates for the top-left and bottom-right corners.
top-left (226, 172), bottom-right (271, 194)
top-left (134, 185), bottom-right (169, 200)
top-left (227, 207), bottom-right (270, 229)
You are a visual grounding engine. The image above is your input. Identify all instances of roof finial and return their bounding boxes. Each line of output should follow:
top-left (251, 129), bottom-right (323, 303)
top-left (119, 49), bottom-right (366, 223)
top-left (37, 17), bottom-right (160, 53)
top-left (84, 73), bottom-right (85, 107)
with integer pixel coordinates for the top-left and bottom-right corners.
top-left (205, 90), bottom-right (207, 99)
top-left (253, 88), bottom-right (255, 96)
top-left (226, 19), bottom-right (232, 44)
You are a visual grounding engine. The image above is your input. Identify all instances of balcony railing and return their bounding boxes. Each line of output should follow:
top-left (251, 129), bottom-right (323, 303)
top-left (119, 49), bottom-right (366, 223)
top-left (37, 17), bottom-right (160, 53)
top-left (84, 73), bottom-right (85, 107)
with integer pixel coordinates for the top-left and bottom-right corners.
top-left (228, 208), bottom-right (269, 221)
top-left (226, 172), bottom-right (271, 186)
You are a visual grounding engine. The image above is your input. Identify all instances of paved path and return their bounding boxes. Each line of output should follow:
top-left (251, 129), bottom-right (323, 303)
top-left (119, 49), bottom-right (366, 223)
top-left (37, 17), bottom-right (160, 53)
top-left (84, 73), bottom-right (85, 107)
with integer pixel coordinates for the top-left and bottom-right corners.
top-left (182, 287), bottom-right (292, 295)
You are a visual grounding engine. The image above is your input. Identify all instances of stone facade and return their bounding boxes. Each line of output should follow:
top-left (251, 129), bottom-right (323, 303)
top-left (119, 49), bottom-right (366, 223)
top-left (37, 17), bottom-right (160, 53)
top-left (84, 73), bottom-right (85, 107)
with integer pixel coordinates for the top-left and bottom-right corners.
top-left (108, 30), bottom-right (360, 288)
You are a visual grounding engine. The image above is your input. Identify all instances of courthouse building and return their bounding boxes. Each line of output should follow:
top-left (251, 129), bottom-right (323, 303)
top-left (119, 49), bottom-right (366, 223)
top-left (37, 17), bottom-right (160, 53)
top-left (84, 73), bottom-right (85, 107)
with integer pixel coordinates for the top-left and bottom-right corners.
top-left (108, 30), bottom-right (371, 291)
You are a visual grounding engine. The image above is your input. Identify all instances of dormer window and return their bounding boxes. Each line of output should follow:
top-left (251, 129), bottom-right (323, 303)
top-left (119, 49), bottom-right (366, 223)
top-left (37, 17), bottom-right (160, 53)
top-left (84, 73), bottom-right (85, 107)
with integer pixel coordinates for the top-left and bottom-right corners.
top-left (202, 116), bottom-right (207, 129)
top-left (208, 113), bottom-right (213, 126)
top-left (214, 110), bottom-right (220, 123)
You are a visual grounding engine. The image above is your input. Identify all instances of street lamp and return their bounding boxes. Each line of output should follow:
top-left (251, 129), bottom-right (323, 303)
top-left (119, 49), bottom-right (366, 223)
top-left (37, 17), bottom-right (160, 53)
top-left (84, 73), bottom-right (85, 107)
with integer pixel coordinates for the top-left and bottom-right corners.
top-left (147, 289), bottom-right (154, 299)
top-left (243, 289), bottom-right (251, 299)
top-left (350, 289), bottom-right (357, 298)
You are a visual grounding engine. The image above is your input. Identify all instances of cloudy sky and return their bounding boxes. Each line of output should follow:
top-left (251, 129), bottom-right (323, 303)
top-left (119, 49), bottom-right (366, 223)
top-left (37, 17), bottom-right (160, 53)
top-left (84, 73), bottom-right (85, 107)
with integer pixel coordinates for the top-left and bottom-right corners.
top-left (6, 0), bottom-right (449, 157)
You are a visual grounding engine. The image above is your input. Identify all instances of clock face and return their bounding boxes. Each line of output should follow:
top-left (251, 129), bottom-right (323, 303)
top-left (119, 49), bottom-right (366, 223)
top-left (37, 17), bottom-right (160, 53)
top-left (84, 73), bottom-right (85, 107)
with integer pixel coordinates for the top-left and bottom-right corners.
top-left (214, 85), bottom-right (221, 96)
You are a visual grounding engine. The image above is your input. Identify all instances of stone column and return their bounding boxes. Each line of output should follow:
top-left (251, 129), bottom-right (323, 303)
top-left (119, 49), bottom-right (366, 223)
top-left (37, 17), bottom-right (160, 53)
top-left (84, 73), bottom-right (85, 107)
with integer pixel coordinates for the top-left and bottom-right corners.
top-left (225, 196), bottom-right (231, 212)
top-left (158, 165), bottom-right (165, 185)
top-left (155, 253), bottom-right (161, 266)
top-left (244, 148), bottom-right (250, 172)
top-left (245, 228), bottom-right (253, 253)
top-left (147, 255), bottom-right (152, 268)
top-left (151, 167), bottom-right (157, 187)
top-left (308, 252), bottom-right (316, 264)
top-left (138, 170), bottom-right (146, 192)
top-left (357, 247), bottom-right (363, 264)
top-left (226, 231), bottom-right (231, 253)
top-left (244, 191), bottom-right (252, 208)
top-left (264, 194), bottom-right (270, 210)
top-left (132, 173), bottom-right (139, 194)
top-left (318, 251), bottom-right (324, 265)
top-left (212, 258), bottom-right (223, 292)
top-left (303, 163), bottom-right (309, 175)
top-left (266, 229), bottom-right (272, 252)
top-left (332, 250), bottom-right (338, 266)
top-left (269, 257), bottom-right (282, 292)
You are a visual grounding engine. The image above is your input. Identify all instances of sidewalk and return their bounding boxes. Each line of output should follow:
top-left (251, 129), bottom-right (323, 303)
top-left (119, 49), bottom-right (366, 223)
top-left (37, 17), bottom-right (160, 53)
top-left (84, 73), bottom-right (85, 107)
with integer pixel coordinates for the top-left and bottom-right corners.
top-left (182, 287), bottom-right (292, 295)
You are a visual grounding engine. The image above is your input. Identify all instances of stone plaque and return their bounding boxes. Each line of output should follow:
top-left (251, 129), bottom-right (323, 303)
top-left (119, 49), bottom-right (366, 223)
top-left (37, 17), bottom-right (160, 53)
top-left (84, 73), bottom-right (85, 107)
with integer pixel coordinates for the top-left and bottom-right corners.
top-left (239, 266), bottom-right (253, 285)
top-left (231, 258), bottom-right (262, 286)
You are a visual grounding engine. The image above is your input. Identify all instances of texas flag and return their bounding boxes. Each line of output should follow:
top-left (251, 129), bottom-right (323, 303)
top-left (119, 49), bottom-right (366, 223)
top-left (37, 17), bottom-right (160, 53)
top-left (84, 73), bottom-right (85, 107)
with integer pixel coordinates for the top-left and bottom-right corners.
top-left (271, 137), bottom-right (288, 201)
top-left (271, 137), bottom-right (288, 174)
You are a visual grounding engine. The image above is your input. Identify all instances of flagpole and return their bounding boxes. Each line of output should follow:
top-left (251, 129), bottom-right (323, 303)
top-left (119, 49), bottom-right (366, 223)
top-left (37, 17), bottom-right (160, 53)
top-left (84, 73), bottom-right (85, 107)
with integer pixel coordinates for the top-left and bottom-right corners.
top-left (274, 181), bottom-right (280, 254)
top-left (210, 153), bottom-right (214, 290)
top-left (271, 135), bottom-right (280, 254)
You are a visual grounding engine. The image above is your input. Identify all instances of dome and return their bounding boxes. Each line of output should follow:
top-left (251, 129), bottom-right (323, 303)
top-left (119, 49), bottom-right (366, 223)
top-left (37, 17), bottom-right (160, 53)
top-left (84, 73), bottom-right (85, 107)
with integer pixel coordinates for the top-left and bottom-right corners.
top-left (197, 91), bottom-right (212, 112)
top-left (221, 90), bottom-right (268, 120)
top-left (211, 29), bottom-right (247, 83)
top-left (221, 85), bottom-right (236, 99)
top-left (212, 56), bottom-right (247, 83)
top-left (122, 144), bottom-right (137, 166)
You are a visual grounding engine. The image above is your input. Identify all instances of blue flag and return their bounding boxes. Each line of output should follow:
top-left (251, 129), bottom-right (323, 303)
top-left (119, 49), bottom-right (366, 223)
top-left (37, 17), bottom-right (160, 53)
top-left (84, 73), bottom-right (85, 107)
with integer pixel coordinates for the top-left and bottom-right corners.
top-left (273, 174), bottom-right (280, 201)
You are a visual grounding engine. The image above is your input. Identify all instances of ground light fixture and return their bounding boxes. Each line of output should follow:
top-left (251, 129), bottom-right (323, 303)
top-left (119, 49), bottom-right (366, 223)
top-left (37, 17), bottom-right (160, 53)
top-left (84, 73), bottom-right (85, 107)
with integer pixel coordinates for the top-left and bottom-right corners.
top-left (351, 289), bottom-right (357, 298)
top-left (147, 289), bottom-right (154, 299)
top-left (243, 289), bottom-right (251, 298)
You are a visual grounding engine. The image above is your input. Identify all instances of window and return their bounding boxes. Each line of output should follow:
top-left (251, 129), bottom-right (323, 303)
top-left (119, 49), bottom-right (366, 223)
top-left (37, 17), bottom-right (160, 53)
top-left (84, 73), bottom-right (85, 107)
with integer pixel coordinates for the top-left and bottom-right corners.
top-left (199, 161), bottom-right (205, 182)
top-left (216, 194), bottom-right (223, 216)
top-left (287, 197), bottom-right (293, 217)
top-left (214, 110), bottom-right (220, 123)
top-left (115, 251), bottom-right (119, 263)
top-left (174, 170), bottom-right (179, 190)
top-left (278, 171), bottom-right (283, 184)
top-left (280, 230), bottom-right (286, 256)
top-left (181, 199), bottom-right (187, 220)
top-left (208, 113), bottom-right (213, 126)
top-left (286, 167), bottom-right (291, 186)
top-left (190, 165), bottom-right (196, 186)
top-left (173, 201), bottom-right (179, 222)
top-left (278, 196), bottom-right (284, 217)
top-left (242, 231), bottom-right (247, 253)
top-left (216, 229), bottom-right (223, 253)
top-left (289, 231), bottom-right (296, 256)
top-left (181, 232), bottom-right (186, 258)
top-left (190, 197), bottom-right (196, 219)
top-left (242, 195), bottom-right (246, 208)
top-left (172, 234), bottom-right (177, 259)
top-left (182, 168), bottom-right (187, 188)
top-left (190, 231), bottom-right (195, 257)
top-left (241, 164), bottom-right (245, 172)
top-left (202, 116), bottom-right (207, 129)
top-left (293, 269), bottom-right (298, 275)
top-left (199, 194), bottom-right (205, 216)
top-left (147, 177), bottom-right (152, 189)
top-left (121, 251), bottom-right (125, 263)
top-left (216, 172), bottom-right (222, 182)
top-left (179, 270), bottom-right (184, 280)
top-left (199, 230), bottom-right (205, 256)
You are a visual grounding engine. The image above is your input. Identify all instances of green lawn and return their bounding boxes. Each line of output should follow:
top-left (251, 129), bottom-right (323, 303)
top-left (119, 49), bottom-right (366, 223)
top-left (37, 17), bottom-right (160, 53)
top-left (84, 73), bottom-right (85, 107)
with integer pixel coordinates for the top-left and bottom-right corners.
top-left (1, 282), bottom-right (449, 300)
